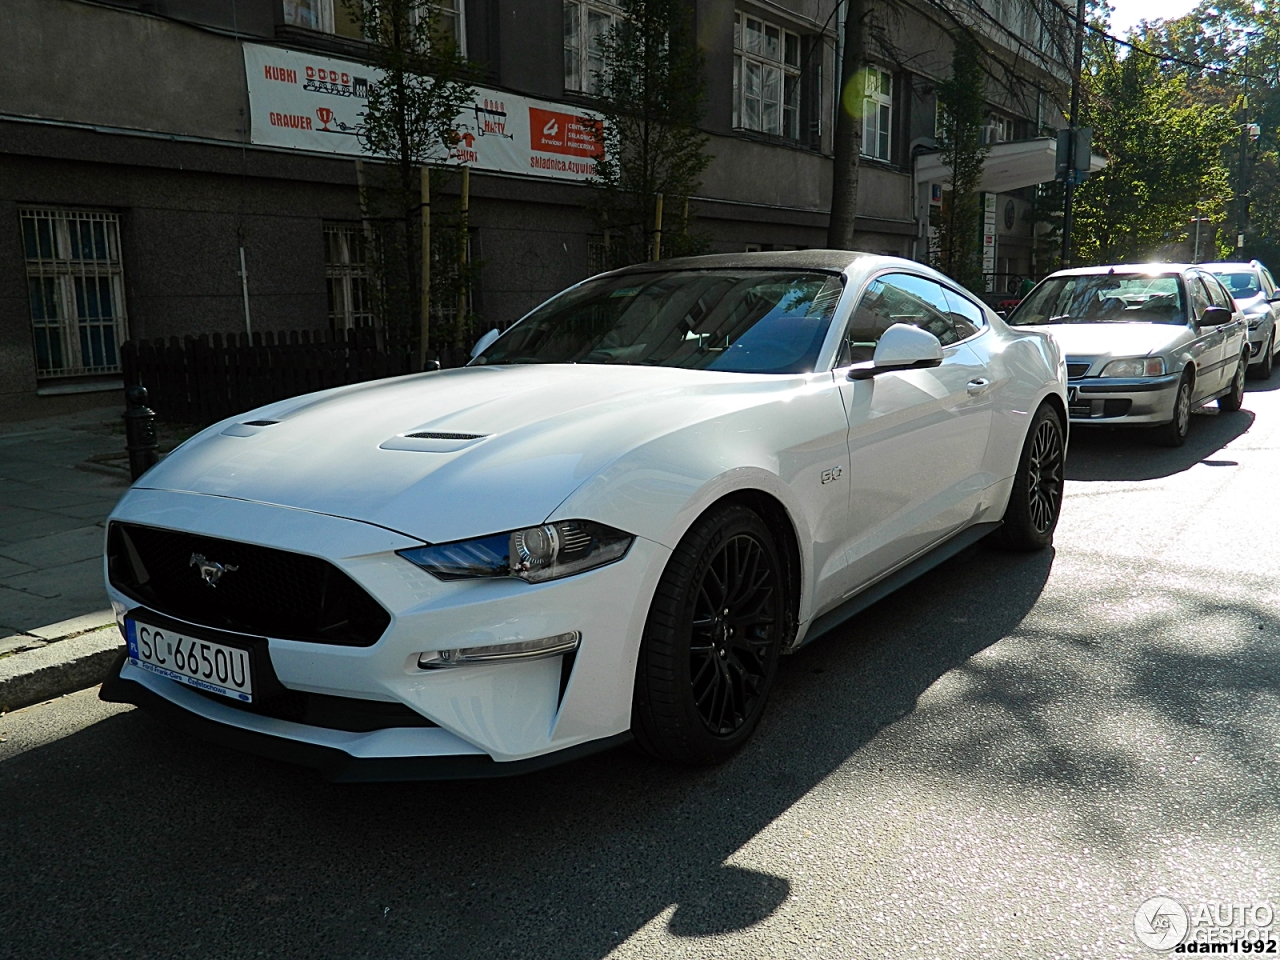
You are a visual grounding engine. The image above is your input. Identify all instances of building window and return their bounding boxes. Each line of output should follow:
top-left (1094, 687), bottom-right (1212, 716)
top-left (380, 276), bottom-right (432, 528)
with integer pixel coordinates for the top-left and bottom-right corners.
top-left (283, 0), bottom-right (334, 33)
top-left (992, 114), bottom-right (1016, 143)
top-left (733, 12), bottom-right (801, 139)
top-left (861, 67), bottom-right (893, 161)
top-left (325, 223), bottom-right (376, 332)
top-left (564, 1), bottom-right (621, 93)
top-left (21, 209), bottom-right (128, 379)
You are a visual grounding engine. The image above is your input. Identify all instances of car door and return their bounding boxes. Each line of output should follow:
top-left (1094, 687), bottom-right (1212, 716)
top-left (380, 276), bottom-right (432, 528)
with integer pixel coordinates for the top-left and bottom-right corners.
top-left (1203, 272), bottom-right (1248, 375)
top-left (1186, 274), bottom-right (1226, 399)
top-left (831, 272), bottom-right (993, 598)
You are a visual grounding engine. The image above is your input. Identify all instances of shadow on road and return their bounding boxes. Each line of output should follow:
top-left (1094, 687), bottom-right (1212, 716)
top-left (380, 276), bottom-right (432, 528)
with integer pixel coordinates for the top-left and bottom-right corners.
top-left (5, 539), bottom-right (1279, 960)
top-left (1065, 409), bottom-right (1254, 482)
top-left (0, 542), bottom-right (1056, 960)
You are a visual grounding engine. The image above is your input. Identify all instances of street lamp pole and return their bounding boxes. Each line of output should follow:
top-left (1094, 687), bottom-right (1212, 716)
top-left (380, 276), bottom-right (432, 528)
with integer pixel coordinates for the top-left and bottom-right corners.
top-left (1060, 0), bottom-right (1087, 268)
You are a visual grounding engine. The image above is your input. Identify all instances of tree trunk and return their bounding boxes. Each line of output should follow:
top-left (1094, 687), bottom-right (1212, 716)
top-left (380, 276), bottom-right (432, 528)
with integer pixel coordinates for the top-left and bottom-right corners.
top-left (827, 0), bottom-right (866, 250)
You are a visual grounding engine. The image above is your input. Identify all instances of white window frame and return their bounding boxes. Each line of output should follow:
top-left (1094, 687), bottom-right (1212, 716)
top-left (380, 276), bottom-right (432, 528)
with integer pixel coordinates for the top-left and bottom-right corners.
top-left (324, 223), bottom-right (376, 332)
top-left (564, 0), bottom-right (622, 94)
top-left (733, 11), bottom-right (802, 140)
top-left (861, 66), bottom-right (893, 161)
top-left (283, 0), bottom-right (335, 33)
top-left (21, 208), bottom-right (129, 379)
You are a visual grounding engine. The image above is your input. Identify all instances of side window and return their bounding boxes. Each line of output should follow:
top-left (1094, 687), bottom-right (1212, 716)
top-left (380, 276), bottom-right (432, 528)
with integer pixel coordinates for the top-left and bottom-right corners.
top-left (838, 273), bottom-right (963, 365)
top-left (940, 287), bottom-right (985, 340)
top-left (1203, 275), bottom-right (1233, 311)
top-left (1261, 267), bottom-right (1276, 296)
top-left (1187, 277), bottom-right (1211, 319)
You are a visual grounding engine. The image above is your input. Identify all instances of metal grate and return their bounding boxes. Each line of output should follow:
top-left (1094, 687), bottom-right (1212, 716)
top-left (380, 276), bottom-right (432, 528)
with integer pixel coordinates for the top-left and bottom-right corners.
top-left (108, 522), bottom-right (391, 647)
top-left (325, 222), bottom-right (377, 332)
top-left (20, 208), bottom-right (128, 378)
top-left (1066, 362), bottom-right (1091, 379)
top-left (405, 431), bottom-right (485, 440)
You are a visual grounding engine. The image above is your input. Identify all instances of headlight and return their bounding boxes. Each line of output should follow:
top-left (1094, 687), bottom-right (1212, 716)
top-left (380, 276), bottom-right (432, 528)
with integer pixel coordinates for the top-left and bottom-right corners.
top-left (398, 520), bottom-right (634, 583)
top-left (1100, 357), bottom-right (1165, 378)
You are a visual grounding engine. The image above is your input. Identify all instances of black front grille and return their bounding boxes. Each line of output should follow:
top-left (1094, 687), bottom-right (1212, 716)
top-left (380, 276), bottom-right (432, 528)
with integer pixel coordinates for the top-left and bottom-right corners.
top-left (194, 687), bottom-right (436, 732)
top-left (108, 522), bottom-right (391, 647)
top-left (1066, 362), bottom-right (1091, 379)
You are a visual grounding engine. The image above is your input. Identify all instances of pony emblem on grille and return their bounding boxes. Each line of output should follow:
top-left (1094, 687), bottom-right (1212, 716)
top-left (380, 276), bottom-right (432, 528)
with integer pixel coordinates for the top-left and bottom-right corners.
top-left (189, 553), bottom-right (238, 587)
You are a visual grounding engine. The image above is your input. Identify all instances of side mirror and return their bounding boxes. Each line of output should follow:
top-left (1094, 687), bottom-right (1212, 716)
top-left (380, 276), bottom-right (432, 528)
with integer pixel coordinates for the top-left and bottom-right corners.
top-left (470, 327), bottom-right (500, 358)
top-left (847, 323), bottom-right (944, 381)
top-left (1199, 305), bottom-right (1232, 327)
top-left (1269, 290), bottom-right (1280, 304)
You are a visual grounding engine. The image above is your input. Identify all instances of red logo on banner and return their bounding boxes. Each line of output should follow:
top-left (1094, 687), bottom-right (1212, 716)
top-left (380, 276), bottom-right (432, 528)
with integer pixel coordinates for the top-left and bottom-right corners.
top-left (529, 107), bottom-right (602, 158)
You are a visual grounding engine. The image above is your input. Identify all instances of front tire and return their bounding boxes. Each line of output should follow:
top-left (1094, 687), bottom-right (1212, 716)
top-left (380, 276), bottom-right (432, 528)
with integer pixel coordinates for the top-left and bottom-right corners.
top-left (631, 504), bottom-right (787, 765)
top-left (1219, 350), bottom-right (1248, 412)
top-left (992, 402), bottom-right (1065, 552)
top-left (1153, 371), bottom-right (1193, 447)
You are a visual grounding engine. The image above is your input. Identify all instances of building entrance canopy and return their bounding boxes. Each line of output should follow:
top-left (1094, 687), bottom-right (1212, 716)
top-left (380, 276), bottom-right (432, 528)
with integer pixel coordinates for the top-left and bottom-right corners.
top-left (915, 137), bottom-right (1107, 194)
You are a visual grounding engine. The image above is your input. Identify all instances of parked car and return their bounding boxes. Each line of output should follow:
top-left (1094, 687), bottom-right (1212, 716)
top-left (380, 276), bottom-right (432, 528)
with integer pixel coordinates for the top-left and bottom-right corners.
top-left (1202, 260), bottom-right (1280, 379)
top-left (1007, 264), bottom-right (1249, 446)
top-left (100, 251), bottom-right (1067, 779)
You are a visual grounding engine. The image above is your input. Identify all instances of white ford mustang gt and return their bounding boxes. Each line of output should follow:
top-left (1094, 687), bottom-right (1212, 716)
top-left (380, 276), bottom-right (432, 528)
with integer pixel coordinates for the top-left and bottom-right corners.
top-left (100, 251), bottom-right (1067, 780)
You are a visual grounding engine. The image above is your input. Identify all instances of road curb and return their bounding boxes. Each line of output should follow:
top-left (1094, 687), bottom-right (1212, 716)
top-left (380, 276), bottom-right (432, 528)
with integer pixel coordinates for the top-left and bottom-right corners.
top-left (0, 625), bottom-right (124, 713)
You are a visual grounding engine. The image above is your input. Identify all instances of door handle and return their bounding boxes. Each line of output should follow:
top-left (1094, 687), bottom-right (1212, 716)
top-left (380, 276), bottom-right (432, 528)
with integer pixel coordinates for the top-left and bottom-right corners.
top-left (966, 377), bottom-right (991, 395)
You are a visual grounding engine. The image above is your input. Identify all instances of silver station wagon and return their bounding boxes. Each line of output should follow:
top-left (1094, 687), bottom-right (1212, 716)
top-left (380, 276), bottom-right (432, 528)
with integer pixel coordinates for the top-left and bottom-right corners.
top-left (1007, 265), bottom-right (1248, 446)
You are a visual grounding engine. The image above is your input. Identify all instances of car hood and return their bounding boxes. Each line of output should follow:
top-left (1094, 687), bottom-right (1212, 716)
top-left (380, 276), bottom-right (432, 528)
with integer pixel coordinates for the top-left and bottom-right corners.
top-left (136, 364), bottom-right (806, 544)
top-left (1018, 322), bottom-right (1188, 359)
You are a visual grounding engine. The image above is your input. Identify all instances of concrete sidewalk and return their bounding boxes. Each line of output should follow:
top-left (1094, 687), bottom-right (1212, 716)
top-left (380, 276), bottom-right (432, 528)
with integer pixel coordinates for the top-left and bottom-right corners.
top-left (0, 406), bottom-right (130, 637)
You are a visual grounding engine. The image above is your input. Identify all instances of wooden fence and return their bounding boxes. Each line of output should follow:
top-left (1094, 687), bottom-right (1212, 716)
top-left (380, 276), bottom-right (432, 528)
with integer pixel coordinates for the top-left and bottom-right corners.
top-left (121, 328), bottom-right (470, 425)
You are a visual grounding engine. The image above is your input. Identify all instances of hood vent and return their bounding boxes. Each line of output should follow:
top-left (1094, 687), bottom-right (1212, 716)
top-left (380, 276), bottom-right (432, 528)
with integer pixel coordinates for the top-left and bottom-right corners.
top-left (405, 431), bottom-right (486, 441)
top-left (221, 419), bottom-right (281, 437)
top-left (380, 429), bottom-right (490, 453)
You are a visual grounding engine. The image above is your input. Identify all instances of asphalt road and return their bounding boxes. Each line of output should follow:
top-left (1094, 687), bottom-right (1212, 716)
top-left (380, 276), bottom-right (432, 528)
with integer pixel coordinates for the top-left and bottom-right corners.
top-left (3, 380), bottom-right (1279, 960)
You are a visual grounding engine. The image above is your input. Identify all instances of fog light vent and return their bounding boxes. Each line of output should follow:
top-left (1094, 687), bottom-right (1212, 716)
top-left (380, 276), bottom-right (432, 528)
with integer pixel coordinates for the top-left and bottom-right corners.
top-left (418, 632), bottom-right (580, 669)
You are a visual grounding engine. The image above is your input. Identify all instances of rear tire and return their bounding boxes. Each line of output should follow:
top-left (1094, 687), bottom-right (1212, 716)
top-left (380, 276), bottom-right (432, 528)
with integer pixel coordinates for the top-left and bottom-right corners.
top-left (631, 504), bottom-right (788, 765)
top-left (1153, 372), bottom-right (1193, 447)
top-left (992, 403), bottom-right (1065, 552)
top-left (1219, 351), bottom-right (1247, 412)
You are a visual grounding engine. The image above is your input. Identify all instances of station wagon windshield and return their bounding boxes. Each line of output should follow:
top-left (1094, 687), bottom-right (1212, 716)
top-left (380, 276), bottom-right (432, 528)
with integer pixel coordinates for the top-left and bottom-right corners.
top-left (1009, 274), bottom-right (1186, 325)
top-left (473, 270), bottom-right (845, 374)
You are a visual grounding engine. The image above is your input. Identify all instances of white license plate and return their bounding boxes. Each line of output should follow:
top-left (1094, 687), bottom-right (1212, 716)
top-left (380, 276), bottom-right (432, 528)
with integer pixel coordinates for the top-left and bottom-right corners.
top-left (1067, 386), bottom-right (1079, 402)
top-left (125, 618), bottom-right (254, 702)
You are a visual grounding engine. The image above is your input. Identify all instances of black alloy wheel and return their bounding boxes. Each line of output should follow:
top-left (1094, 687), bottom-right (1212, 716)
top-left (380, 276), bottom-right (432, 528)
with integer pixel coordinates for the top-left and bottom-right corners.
top-left (688, 533), bottom-right (779, 736)
top-left (993, 403), bottom-right (1065, 551)
top-left (632, 504), bottom-right (789, 765)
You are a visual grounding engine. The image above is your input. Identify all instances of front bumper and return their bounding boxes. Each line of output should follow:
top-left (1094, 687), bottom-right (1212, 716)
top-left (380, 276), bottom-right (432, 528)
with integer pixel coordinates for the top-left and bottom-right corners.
top-left (102, 488), bottom-right (669, 774)
top-left (100, 654), bottom-right (631, 781)
top-left (1066, 373), bottom-right (1181, 426)
top-left (1248, 326), bottom-right (1271, 364)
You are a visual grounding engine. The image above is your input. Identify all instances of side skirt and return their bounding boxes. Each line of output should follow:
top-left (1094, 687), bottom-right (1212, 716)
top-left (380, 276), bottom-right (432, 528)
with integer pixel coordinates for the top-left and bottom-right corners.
top-left (794, 521), bottom-right (1002, 650)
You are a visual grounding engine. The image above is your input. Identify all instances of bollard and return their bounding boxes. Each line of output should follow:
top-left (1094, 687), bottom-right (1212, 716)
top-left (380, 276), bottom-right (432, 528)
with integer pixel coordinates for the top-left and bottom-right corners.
top-left (123, 385), bottom-right (159, 481)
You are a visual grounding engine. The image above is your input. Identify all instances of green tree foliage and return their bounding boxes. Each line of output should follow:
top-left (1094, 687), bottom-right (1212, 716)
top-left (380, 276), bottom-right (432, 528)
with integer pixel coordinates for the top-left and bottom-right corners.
top-left (1125, 0), bottom-right (1279, 265)
top-left (1072, 34), bottom-right (1236, 264)
top-left (933, 37), bottom-right (990, 291)
top-left (588, 0), bottom-right (712, 269)
top-left (345, 0), bottom-right (474, 351)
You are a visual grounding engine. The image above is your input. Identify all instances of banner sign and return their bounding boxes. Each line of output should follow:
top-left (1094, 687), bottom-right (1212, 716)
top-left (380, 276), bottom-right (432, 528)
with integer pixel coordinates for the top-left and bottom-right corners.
top-left (243, 43), bottom-right (602, 182)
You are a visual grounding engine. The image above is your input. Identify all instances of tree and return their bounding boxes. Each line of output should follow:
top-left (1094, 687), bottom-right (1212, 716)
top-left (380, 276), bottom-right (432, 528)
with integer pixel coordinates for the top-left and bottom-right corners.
top-left (1071, 39), bottom-right (1235, 264)
top-left (933, 36), bottom-right (990, 291)
top-left (588, 0), bottom-right (712, 269)
top-left (346, 0), bottom-right (474, 355)
top-left (827, 0), bottom-right (868, 249)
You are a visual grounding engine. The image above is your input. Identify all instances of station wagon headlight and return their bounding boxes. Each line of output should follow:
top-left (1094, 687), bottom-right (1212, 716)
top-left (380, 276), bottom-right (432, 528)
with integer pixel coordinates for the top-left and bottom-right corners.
top-left (398, 520), bottom-right (634, 583)
top-left (1101, 357), bottom-right (1165, 378)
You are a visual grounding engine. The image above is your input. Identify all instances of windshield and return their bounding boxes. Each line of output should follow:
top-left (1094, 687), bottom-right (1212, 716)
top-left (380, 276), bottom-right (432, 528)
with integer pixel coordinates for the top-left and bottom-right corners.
top-left (1008, 274), bottom-right (1186, 325)
top-left (1206, 269), bottom-right (1261, 300)
top-left (474, 270), bottom-right (845, 374)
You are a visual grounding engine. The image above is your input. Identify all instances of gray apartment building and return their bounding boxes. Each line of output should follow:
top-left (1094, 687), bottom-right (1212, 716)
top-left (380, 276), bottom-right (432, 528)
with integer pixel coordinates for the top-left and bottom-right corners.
top-left (0, 0), bottom-right (1071, 418)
